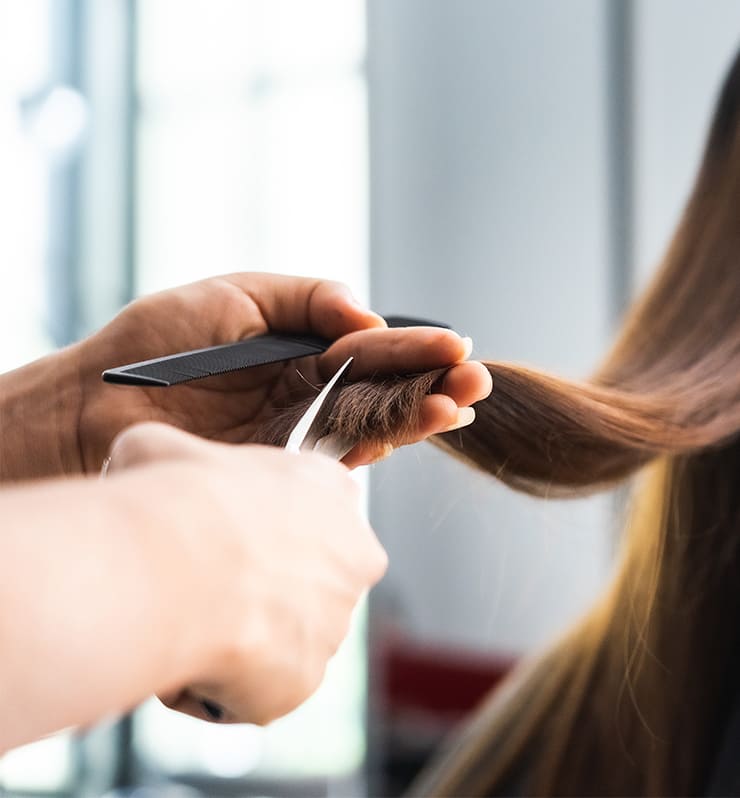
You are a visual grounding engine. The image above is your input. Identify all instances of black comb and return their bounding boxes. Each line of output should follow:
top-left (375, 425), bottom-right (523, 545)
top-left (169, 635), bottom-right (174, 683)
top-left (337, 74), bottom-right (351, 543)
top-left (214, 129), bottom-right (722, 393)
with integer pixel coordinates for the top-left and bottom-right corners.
top-left (102, 315), bottom-right (450, 387)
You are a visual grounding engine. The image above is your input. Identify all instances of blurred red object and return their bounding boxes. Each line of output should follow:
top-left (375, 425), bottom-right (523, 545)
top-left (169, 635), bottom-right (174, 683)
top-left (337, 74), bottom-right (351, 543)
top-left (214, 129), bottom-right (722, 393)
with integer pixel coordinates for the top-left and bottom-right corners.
top-left (382, 638), bottom-right (515, 720)
top-left (368, 630), bottom-right (519, 795)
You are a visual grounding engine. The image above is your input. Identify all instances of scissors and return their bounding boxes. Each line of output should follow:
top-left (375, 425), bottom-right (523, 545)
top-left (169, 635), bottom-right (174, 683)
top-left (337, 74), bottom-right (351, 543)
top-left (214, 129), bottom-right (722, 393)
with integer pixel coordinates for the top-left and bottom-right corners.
top-left (284, 356), bottom-right (355, 458)
top-left (199, 356), bottom-right (355, 721)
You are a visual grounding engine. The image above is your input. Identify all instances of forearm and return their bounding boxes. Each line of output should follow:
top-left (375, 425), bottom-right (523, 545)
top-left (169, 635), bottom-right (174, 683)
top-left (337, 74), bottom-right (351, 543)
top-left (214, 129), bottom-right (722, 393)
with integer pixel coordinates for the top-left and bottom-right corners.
top-left (0, 468), bottom-right (203, 753)
top-left (0, 346), bottom-right (85, 481)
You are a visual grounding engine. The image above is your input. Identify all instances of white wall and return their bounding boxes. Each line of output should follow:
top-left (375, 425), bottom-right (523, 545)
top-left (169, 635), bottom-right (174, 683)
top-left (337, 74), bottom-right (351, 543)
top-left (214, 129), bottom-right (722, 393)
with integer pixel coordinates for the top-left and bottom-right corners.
top-left (367, 0), bottom-right (616, 655)
top-left (367, 0), bottom-right (740, 657)
top-left (632, 2), bottom-right (740, 288)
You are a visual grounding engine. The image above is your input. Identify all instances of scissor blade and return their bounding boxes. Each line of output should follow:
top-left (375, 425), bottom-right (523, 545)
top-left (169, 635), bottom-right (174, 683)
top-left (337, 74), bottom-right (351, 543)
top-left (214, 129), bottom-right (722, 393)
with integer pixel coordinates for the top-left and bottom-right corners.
top-left (312, 432), bottom-right (357, 460)
top-left (284, 357), bottom-right (353, 453)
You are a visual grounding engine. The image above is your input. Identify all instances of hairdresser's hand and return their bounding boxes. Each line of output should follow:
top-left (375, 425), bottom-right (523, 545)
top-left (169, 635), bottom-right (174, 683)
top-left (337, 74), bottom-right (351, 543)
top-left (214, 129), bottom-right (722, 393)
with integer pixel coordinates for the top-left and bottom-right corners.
top-left (66, 273), bottom-right (491, 474)
top-left (106, 421), bottom-right (387, 726)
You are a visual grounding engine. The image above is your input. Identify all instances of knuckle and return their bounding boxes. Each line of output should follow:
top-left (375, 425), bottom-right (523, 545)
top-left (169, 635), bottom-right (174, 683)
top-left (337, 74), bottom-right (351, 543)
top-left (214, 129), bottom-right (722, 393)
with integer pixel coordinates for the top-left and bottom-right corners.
top-left (110, 423), bottom-right (213, 473)
top-left (373, 543), bottom-right (389, 577)
top-left (341, 473), bottom-right (362, 501)
top-left (264, 673), bottom-right (319, 723)
top-left (303, 659), bottom-right (328, 699)
top-left (320, 278), bottom-right (350, 299)
top-left (306, 449), bottom-right (344, 472)
top-left (329, 612), bottom-right (353, 655)
top-left (302, 451), bottom-right (356, 490)
top-left (249, 707), bottom-right (275, 727)
top-left (364, 535), bottom-right (389, 582)
top-left (430, 327), bottom-right (458, 353)
top-left (108, 423), bottom-right (161, 467)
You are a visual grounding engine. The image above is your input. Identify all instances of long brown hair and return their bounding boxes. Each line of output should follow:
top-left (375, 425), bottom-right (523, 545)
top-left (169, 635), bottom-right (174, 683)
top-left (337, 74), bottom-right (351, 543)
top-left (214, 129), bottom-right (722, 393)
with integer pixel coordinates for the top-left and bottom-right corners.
top-left (257, 47), bottom-right (740, 795)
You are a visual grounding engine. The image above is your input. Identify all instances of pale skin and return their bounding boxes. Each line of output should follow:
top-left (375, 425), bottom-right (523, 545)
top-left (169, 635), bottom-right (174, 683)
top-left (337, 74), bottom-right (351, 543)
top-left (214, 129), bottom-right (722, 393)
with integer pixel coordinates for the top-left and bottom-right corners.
top-left (0, 273), bottom-right (492, 753)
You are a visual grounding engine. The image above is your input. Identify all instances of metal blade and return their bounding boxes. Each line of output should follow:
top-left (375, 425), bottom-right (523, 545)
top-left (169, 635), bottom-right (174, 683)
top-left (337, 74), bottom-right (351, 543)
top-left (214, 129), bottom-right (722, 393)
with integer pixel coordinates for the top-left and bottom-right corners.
top-left (284, 357), bottom-right (353, 453)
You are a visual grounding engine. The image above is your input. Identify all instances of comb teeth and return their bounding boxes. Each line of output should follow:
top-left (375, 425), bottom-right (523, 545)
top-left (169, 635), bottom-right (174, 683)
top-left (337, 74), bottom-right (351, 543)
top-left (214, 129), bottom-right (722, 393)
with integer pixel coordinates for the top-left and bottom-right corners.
top-left (102, 334), bottom-right (330, 387)
top-left (101, 317), bottom-right (451, 387)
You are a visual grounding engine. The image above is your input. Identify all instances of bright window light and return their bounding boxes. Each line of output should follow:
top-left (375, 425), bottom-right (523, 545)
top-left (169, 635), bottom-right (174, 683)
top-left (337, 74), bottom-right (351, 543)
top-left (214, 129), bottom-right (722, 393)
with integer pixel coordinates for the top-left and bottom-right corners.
top-left (133, 0), bottom-right (369, 782)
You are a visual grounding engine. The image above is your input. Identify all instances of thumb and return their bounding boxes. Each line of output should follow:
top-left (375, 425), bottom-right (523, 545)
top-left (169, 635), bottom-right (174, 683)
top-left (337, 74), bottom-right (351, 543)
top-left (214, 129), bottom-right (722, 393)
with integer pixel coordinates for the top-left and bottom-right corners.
top-left (104, 422), bottom-right (209, 474)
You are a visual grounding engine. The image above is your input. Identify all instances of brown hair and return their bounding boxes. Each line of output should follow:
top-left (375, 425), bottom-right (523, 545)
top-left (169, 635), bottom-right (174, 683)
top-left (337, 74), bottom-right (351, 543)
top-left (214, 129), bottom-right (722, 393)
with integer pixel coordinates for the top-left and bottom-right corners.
top-left (258, 47), bottom-right (740, 795)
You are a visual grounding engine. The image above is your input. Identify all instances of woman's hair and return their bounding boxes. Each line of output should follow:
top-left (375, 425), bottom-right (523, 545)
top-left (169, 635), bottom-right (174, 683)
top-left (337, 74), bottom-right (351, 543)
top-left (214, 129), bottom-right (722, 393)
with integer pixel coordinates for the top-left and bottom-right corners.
top-left (257, 47), bottom-right (740, 795)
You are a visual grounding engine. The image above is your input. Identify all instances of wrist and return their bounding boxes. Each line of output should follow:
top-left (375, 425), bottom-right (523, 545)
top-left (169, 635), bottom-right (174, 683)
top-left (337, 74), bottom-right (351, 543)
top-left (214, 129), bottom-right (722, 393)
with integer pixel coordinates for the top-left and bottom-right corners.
top-left (0, 344), bottom-right (85, 481)
top-left (114, 460), bottom-right (243, 687)
top-left (101, 461), bottom-right (221, 691)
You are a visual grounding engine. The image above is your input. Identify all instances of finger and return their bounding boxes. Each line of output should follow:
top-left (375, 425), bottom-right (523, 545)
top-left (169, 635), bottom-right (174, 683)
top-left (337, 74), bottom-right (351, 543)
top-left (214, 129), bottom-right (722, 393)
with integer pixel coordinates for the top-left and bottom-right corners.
top-left (158, 689), bottom-right (184, 707)
top-left (406, 393), bottom-right (463, 439)
top-left (159, 691), bottom-right (231, 723)
top-left (436, 361), bottom-right (493, 407)
top-left (342, 441), bottom-right (394, 470)
top-left (341, 394), bottom-right (473, 469)
top-left (223, 273), bottom-right (386, 340)
top-left (106, 422), bottom-right (210, 473)
top-left (319, 327), bottom-right (473, 379)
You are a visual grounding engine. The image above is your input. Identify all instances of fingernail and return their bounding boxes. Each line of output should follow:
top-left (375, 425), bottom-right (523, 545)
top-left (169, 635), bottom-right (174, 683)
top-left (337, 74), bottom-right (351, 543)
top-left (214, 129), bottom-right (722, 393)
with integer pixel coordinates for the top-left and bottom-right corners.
top-left (369, 443), bottom-right (394, 464)
top-left (461, 337), bottom-right (473, 360)
top-left (442, 406), bottom-right (476, 432)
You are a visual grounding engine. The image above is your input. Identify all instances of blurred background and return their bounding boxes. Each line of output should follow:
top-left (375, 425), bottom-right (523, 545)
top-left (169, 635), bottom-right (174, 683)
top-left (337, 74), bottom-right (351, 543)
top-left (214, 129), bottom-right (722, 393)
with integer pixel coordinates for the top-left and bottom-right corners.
top-left (0, 1), bottom-right (737, 796)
